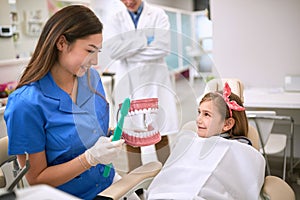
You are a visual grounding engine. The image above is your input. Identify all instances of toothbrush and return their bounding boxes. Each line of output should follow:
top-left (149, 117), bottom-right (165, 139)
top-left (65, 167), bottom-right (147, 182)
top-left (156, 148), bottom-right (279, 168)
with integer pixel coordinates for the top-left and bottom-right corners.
top-left (103, 98), bottom-right (131, 177)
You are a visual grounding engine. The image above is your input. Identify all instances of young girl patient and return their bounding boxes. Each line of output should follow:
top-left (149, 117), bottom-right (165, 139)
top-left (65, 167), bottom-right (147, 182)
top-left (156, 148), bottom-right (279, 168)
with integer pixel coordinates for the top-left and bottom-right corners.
top-left (147, 82), bottom-right (266, 200)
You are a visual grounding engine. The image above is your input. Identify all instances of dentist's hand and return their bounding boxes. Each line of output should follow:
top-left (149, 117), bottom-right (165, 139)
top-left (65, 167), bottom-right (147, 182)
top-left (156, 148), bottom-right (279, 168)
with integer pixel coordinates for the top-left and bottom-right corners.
top-left (85, 136), bottom-right (124, 166)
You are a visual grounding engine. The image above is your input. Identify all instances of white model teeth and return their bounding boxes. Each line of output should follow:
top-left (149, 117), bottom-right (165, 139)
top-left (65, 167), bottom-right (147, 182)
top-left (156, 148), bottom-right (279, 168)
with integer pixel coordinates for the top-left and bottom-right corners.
top-left (128, 108), bottom-right (158, 116)
top-left (124, 129), bottom-right (158, 138)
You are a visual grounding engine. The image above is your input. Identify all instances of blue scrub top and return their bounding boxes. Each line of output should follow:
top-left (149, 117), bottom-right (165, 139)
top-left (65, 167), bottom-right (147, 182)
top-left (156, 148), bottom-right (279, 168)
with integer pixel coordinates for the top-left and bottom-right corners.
top-left (4, 68), bottom-right (115, 200)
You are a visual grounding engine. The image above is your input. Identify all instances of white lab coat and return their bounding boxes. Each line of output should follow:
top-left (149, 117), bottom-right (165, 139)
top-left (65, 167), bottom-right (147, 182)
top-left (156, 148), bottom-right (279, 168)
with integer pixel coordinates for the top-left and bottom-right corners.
top-left (106, 2), bottom-right (178, 135)
top-left (147, 131), bottom-right (266, 200)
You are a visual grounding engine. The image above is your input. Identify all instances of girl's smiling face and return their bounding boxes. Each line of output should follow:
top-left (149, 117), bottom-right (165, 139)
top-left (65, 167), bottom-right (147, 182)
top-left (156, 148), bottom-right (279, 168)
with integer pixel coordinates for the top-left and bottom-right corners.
top-left (196, 100), bottom-right (225, 138)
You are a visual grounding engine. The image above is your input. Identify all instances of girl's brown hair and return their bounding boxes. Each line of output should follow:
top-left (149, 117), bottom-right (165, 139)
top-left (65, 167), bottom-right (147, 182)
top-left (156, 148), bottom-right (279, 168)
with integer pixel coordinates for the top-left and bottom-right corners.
top-left (17, 5), bottom-right (103, 89)
top-left (200, 92), bottom-right (248, 137)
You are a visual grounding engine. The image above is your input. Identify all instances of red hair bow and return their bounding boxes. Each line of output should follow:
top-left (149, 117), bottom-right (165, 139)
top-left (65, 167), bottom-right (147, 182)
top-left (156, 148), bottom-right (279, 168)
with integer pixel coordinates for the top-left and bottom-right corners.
top-left (222, 82), bottom-right (245, 117)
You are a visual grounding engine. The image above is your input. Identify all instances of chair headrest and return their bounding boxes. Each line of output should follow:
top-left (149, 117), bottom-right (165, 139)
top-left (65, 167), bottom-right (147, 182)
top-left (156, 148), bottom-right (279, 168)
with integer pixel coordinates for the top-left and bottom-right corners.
top-left (203, 78), bottom-right (244, 103)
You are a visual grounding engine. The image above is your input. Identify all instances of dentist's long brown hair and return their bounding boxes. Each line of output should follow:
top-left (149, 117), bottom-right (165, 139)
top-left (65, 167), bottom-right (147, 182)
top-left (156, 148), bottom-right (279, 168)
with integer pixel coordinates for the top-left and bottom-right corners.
top-left (17, 5), bottom-right (103, 89)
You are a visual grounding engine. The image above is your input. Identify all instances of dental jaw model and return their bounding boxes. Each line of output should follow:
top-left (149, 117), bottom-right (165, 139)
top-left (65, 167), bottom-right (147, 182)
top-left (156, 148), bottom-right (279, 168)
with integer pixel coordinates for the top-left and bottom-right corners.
top-left (121, 98), bottom-right (161, 147)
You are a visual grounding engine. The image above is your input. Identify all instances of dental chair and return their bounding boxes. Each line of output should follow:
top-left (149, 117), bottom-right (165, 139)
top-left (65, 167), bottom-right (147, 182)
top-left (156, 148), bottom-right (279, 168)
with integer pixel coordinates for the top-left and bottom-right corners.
top-left (98, 121), bottom-right (295, 200)
top-left (181, 120), bottom-right (295, 200)
top-left (0, 136), bottom-right (25, 191)
top-left (0, 138), bottom-right (8, 189)
top-left (0, 136), bottom-right (16, 189)
top-left (98, 78), bottom-right (295, 200)
top-left (199, 78), bottom-right (295, 199)
top-left (202, 78), bottom-right (244, 102)
top-left (98, 161), bottom-right (162, 199)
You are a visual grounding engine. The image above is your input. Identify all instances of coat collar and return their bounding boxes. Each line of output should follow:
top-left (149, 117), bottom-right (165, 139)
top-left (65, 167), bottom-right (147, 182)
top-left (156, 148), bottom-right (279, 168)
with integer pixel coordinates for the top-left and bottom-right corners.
top-left (136, 1), bottom-right (151, 28)
top-left (123, 1), bottom-right (151, 29)
top-left (39, 72), bottom-right (93, 113)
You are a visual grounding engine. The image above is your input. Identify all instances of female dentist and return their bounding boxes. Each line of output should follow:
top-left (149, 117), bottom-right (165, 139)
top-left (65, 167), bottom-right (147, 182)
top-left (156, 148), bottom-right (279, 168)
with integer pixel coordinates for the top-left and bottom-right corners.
top-left (4, 5), bottom-right (124, 200)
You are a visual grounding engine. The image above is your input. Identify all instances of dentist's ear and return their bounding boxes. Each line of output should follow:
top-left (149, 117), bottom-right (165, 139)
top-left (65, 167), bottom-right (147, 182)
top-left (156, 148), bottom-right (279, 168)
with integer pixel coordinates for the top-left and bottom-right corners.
top-left (222, 118), bottom-right (235, 132)
top-left (56, 35), bottom-right (67, 51)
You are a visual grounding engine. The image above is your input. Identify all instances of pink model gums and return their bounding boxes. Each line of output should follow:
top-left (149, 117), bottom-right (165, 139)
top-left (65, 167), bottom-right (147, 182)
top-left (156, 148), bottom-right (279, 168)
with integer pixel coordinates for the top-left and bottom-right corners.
top-left (120, 98), bottom-right (161, 147)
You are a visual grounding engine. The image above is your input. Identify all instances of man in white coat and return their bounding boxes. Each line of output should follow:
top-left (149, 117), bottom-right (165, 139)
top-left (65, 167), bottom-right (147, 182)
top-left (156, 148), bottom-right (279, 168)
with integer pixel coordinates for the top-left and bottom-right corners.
top-left (106, 0), bottom-right (179, 171)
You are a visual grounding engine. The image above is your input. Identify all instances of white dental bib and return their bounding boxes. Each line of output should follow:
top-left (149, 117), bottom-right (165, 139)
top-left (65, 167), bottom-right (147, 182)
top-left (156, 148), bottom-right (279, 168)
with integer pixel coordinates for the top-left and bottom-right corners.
top-left (147, 131), bottom-right (265, 200)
